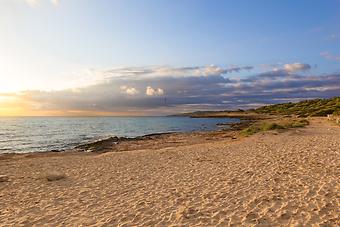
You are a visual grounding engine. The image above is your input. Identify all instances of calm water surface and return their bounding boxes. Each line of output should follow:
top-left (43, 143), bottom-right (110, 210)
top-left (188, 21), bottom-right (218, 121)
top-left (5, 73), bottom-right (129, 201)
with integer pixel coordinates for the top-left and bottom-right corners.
top-left (0, 116), bottom-right (239, 154)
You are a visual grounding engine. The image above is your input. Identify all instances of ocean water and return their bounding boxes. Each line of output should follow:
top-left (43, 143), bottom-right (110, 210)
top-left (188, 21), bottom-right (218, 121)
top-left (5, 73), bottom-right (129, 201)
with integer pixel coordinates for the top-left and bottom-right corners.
top-left (0, 116), bottom-right (239, 154)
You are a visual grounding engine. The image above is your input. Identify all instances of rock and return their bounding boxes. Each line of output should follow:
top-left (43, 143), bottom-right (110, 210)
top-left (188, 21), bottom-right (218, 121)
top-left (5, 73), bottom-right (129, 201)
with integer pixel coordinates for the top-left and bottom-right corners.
top-left (75, 136), bottom-right (122, 152)
top-left (0, 175), bottom-right (9, 182)
top-left (46, 172), bottom-right (66, 181)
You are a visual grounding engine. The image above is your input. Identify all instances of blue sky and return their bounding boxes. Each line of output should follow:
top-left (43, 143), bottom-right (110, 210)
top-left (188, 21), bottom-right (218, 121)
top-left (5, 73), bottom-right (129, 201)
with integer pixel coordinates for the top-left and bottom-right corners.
top-left (0, 0), bottom-right (339, 115)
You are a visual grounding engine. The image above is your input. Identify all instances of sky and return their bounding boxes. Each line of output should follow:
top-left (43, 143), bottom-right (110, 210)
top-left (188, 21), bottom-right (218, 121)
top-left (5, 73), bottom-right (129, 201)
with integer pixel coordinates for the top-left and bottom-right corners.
top-left (0, 0), bottom-right (339, 116)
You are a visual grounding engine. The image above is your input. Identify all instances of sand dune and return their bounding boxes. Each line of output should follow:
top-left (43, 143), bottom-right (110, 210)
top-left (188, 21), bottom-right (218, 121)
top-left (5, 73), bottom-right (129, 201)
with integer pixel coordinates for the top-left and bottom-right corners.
top-left (0, 118), bottom-right (339, 226)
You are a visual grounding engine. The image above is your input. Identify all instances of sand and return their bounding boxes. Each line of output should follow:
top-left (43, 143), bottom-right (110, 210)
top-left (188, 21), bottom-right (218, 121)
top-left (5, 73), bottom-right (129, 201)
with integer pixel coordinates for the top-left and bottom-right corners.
top-left (0, 118), bottom-right (339, 226)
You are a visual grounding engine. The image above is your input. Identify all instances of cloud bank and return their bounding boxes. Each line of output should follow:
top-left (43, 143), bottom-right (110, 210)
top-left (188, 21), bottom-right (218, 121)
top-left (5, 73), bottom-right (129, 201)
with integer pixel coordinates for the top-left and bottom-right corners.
top-left (103, 65), bottom-right (253, 79)
top-left (2, 64), bottom-right (339, 115)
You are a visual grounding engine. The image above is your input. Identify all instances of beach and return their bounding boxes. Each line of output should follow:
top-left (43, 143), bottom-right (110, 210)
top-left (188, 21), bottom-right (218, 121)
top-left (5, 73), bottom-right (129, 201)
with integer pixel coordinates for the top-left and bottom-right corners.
top-left (0, 118), bottom-right (339, 226)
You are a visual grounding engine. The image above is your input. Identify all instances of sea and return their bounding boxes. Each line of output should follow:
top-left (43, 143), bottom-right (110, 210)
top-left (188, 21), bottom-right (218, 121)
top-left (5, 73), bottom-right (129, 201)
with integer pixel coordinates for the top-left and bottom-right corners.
top-left (0, 116), bottom-right (239, 154)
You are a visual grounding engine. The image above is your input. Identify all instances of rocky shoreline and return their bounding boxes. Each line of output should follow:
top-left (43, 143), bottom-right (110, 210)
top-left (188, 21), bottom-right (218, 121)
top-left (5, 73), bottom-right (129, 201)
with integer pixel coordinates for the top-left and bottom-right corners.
top-left (0, 119), bottom-right (247, 161)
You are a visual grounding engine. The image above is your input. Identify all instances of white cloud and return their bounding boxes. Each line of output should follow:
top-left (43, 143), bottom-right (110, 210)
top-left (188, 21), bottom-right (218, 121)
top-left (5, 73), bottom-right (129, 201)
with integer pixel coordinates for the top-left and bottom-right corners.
top-left (120, 86), bottom-right (139, 95)
top-left (283, 63), bottom-right (311, 72)
top-left (24, 0), bottom-right (59, 7)
top-left (320, 51), bottom-right (340, 61)
top-left (25, 0), bottom-right (39, 6)
top-left (146, 86), bottom-right (164, 96)
top-left (51, 0), bottom-right (59, 6)
top-left (199, 65), bottom-right (225, 76)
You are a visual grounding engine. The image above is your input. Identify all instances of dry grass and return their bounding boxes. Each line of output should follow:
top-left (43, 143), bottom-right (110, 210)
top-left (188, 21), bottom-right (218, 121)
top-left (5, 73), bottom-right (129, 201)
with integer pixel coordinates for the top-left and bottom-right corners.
top-left (327, 114), bottom-right (340, 125)
top-left (241, 118), bottom-right (309, 136)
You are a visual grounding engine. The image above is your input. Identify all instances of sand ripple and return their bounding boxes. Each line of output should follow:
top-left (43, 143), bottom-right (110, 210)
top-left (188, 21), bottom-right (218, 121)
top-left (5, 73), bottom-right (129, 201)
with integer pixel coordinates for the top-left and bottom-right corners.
top-left (0, 118), bottom-right (339, 226)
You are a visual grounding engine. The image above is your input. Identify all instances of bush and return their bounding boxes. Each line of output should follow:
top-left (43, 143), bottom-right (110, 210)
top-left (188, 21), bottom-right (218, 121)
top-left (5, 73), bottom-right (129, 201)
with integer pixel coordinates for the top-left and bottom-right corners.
top-left (285, 119), bottom-right (309, 128)
top-left (241, 125), bottom-right (261, 136)
top-left (241, 119), bottom-right (309, 136)
top-left (261, 123), bottom-right (285, 131)
top-left (311, 109), bottom-right (336, 116)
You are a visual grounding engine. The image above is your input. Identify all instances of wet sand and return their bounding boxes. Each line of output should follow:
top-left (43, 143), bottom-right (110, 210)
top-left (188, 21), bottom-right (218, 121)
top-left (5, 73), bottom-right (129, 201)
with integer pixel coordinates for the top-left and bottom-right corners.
top-left (0, 118), bottom-right (339, 226)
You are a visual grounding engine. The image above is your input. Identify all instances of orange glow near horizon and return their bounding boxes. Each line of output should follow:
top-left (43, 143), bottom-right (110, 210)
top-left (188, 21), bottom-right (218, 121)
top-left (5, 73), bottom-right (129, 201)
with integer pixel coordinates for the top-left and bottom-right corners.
top-left (0, 96), bottom-right (147, 117)
top-left (0, 95), bottom-right (26, 116)
top-left (0, 105), bottom-right (148, 117)
top-left (0, 109), bottom-right (149, 117)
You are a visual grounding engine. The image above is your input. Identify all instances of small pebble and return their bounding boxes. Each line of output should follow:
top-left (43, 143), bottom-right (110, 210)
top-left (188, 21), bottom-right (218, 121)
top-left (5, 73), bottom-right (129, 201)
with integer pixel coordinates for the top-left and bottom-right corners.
top-left (0, 175), bottom-right (9, 182)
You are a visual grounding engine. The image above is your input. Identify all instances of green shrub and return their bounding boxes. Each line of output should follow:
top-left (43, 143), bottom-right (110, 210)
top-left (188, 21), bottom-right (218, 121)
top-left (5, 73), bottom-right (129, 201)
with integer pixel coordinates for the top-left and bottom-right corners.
top-left (241, 119), bottom-right (309, 136)
top-left (311, 109), bottom-right (336, 116)
top-left (285, 119), bottom-right (309, 128)
top-left (261, 122), bottom-right (285, 131)
top-left (255, 97), bottom-right (340, 117)
top-left (241, 125), bottom-right (261, 136)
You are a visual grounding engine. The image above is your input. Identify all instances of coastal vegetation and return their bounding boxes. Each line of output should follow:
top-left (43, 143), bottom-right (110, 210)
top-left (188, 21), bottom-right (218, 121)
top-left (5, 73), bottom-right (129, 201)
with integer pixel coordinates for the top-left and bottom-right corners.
top-left (254, 97), bottom-right (340, 117)
top-left (241, 118), bottom-right (309, 136)
top-left (172, 97), bottom-right (340, 136)
top-left (180, 96), bottom-right (340, 119)
top-left (176, 97), bottom-right (340, 118)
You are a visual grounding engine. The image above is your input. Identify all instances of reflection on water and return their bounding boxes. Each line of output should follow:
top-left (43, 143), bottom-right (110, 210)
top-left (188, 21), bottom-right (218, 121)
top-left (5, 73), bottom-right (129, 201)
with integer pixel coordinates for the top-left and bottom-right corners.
top-left (0, 116), bottom-right (239, 153)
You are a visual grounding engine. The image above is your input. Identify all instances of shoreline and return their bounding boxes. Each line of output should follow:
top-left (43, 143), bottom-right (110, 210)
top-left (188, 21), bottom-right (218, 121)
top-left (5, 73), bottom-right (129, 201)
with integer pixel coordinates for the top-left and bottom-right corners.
top-left (0, 114), bottom-right (306, 158)
top-left (0, 116), bottom-right (250, 157)
top-left (0, 124), bottom-right (242, 160)
top-left (0, 115), bottom-right (314, 163)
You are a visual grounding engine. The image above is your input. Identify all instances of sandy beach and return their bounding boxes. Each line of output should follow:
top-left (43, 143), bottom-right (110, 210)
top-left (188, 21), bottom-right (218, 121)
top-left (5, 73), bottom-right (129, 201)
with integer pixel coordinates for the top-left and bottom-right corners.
top-left (0, 118), bottom-right (339, 226)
